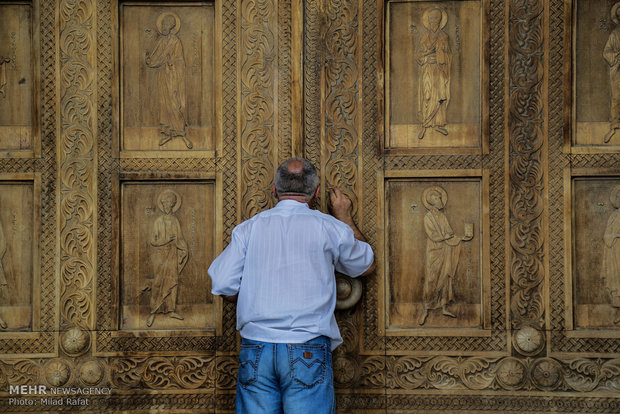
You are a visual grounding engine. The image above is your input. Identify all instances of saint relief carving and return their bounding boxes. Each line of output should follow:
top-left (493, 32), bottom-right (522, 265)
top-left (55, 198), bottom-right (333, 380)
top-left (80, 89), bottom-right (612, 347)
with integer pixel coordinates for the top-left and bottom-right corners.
top-left (122, 5), bottom-right (215, 152)
top-left (416, 7), bottom-right (452, 140)
top-left (121, 182), bottom-right (215, 330)
top-left (418, 186), bottom-right (473, 325)
top-left (144, 190), bottom-right (189, 327)
top-left (145, 12), bottom-right (192, 149)
top-left (0, 56), bottom-right (11, 98)
top-left (604, 3), bottom-right (620, 143)
top-left (572, 179), bottom-right (620, 328)
top-left (387, 2), bottom-right (481, 149)
top-left (0, 183), bottom-right (34, 331)
top-left (0, 4), bottom-right (34, 152)
top-left (387, 180), bottom-right (482, 329)
top-left (602, 185), bottom-right (620, 324)
top-left (0, 217), bottom-right (7, 329)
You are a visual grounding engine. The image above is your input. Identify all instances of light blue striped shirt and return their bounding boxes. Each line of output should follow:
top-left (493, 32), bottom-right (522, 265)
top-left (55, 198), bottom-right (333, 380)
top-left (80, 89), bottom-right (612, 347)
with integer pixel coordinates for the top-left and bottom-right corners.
top-left (208, 199), bottom-right (373, 350)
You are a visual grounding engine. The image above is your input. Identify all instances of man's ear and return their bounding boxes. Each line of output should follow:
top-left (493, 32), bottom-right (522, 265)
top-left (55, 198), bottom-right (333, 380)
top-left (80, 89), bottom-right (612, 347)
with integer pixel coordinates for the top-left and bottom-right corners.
top-left (311, 185), bottom-right (320, 203)
top-left (272, 184), bottom-right (279, 200)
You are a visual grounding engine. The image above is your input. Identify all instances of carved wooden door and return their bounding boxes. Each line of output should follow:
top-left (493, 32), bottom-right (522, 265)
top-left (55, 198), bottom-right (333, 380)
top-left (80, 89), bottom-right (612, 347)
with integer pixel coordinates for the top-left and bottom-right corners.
top-left (1, 0), bottom-right (620, 413)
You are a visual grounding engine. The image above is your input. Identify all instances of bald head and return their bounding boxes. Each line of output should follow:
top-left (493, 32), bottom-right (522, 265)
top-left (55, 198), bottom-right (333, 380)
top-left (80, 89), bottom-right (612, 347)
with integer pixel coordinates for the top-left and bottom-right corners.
top-left (274, 158), bottom-right (319, 201)
top-left (286, 159), bottom-right (304, 174)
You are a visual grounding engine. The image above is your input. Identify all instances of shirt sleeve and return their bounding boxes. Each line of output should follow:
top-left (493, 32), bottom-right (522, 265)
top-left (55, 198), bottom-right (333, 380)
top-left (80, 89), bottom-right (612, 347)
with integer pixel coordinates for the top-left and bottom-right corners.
top-left (208, 225), bottom-right (247, 296)
top-left (334, 225), bottom-right (374, 277)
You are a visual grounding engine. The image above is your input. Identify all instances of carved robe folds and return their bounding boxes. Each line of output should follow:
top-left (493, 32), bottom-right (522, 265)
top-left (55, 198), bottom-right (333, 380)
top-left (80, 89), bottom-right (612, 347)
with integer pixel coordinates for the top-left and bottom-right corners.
top-left (146, 34), bottom-right (188, 139)
top-left (423, 209), bottom-right (461, 310)
top-left (150, 214), bottom-right (188, 314)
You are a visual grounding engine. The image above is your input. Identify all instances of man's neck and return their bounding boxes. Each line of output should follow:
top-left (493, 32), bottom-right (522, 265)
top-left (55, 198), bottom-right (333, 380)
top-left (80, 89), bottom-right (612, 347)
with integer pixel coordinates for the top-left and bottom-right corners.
top-left (278, 195), bottom-right (310, 205)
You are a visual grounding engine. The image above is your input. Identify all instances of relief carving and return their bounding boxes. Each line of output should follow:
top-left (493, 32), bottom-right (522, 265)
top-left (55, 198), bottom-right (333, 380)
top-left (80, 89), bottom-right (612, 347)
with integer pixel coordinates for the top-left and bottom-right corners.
top-left (145, 13), bottom-right (192, 149)
top-left (574, 0), bottom-right (620, 146)
top-left (418, 186), bottom-right (473, 325)
top-left (0, 217), bottom-right (6, 329)
top-left (110, 356), bottom-right (217, 390)
top-left (144, 190), bottom-right (188, 327)
top-left (0, 56), bottom-right (10, 98)
top-left (573, 179), bottom-right (620, 328)
top-left (603, 3), bottom-right (620, 143)
top-left (324, 0), bottom-right (359, 211)
top-left (508, 0), bottom-right (544, 332)
top-left (239, 0), bottom-right (276, 219)
top-left (0, 183), bottom-right (34, 332)
top-left (121, 182), bottom-right (215, 330)
top-left (387, 179), bottom-right (481, 329)
top-left (0, 4), bottom-right (33, 151)
top-left (416, 7), bottom-right (452, 140)
top-left (44, 360), bottom-right (71, 388)
top-left (387, 1), bottom-right (481, 149)
top-left (601, 185), bottom-right (620, 323)
top-left (121, 4), bottom-right (214, 152)
top-left (60, 326), bottom-right (90, 356)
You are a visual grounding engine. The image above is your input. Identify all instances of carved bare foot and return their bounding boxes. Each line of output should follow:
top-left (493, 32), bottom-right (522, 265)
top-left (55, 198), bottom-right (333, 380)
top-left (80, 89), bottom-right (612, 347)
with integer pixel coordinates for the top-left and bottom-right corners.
top-left (435, 126), bottom-right (448, 136)
top-left (0, 316), bottom-right (6, 329)
top-left (168, 312), bottom-right (184, 320)
top-left (418, 309), bottom-right (428, 325)
top-left (182, 136), bottom-right (193, 149)
top-left (146, 313), bottom-right (156, 327)
top-left (159, 135), bottom-right (172, 146)
top-left (614, 310), bottom-right (620, 325)
top-left (604, 128), bottom-right (617, 143)
top-left (442, 307), bottom-right (456, 318)
top-left (418, 127), bottom-right (427, 140)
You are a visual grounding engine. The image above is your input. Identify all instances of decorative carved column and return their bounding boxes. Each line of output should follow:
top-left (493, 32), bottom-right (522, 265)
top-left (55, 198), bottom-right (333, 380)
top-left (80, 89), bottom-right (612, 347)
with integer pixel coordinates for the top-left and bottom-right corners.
top-left (58, 0), bottom-right (97, 349)
top-left (508, 0), bottom-right (546, 356)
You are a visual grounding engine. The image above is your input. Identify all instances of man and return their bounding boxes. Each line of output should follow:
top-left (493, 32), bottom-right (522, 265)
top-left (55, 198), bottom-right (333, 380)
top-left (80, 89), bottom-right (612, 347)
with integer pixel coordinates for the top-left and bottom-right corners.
top-left (208, 158), bottom-right (375, 414)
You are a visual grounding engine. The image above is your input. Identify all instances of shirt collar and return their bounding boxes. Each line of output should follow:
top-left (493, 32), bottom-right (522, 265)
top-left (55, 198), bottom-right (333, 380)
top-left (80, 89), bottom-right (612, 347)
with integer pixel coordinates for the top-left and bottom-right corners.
top-left (275, 199), bottom-right (310, 209)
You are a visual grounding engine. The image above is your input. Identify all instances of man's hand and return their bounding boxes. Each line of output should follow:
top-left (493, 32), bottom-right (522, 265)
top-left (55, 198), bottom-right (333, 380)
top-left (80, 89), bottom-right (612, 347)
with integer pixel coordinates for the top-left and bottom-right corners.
top-left (328, 187), bottom-right (376, 276)
top-left (328, 187), bottom-right (353, 223)
top-left (328, 187), bottom-right (369, 247)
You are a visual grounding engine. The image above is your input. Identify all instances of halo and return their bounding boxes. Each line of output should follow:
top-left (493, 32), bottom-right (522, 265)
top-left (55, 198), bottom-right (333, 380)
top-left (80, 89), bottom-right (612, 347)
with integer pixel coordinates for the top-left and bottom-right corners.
top-left (157, 189), bottom-right (182, 213)
top-left (612, 2), bottom-right (620, 25)
top-left (422, 185), bottom-right (447, 210)
top-left (422, 7), bottom-right (448, 31)
top-left (611, 185), bottom-right (620, 209)
top-left (156, 12), bottom-right (181, 35)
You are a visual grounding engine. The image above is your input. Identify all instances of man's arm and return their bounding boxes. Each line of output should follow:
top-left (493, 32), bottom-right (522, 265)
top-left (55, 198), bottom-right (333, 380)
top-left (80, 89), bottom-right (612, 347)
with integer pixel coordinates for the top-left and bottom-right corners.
top-left (328, 187), bottom-right (376, 276)
top-left (208, 227), bottom-right (246, 302)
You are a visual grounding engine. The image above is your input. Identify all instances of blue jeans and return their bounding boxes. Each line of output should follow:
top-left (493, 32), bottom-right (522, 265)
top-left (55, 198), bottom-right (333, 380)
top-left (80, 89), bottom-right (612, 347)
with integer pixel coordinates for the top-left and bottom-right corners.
top-left (236, 336), bottom-right (335, 414)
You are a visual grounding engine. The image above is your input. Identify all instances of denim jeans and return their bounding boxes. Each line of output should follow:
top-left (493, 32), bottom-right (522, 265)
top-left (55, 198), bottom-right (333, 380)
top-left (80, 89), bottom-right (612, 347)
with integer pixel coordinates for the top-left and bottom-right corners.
top-left (236, 336), bottom-right (335, 414)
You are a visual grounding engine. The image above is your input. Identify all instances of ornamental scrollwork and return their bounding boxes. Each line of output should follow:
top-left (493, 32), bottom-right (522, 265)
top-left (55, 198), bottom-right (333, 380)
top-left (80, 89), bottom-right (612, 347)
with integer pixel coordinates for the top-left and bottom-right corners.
top-left (563, 358), bottom-right (620, 393)
top-left (508, 0), bottom-right (545, 332)
top-left (58, 0), bottom-right (96, 331)
top-left (324, 0), bottom-right (359, 215)
top-left (110, 357), bottom-right (216, 390)
top-left (240, 0), bottom-right (276, 220)
top-left (303, 0), bottom-right (322, 168)
top-left (0, 360), bottom-right (41, 387)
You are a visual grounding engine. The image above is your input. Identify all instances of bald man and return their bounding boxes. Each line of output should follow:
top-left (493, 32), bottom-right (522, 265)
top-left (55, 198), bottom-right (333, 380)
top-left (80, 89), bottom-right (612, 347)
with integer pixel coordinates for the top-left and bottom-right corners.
top-left (208, 158), bottom-right (375, 414)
